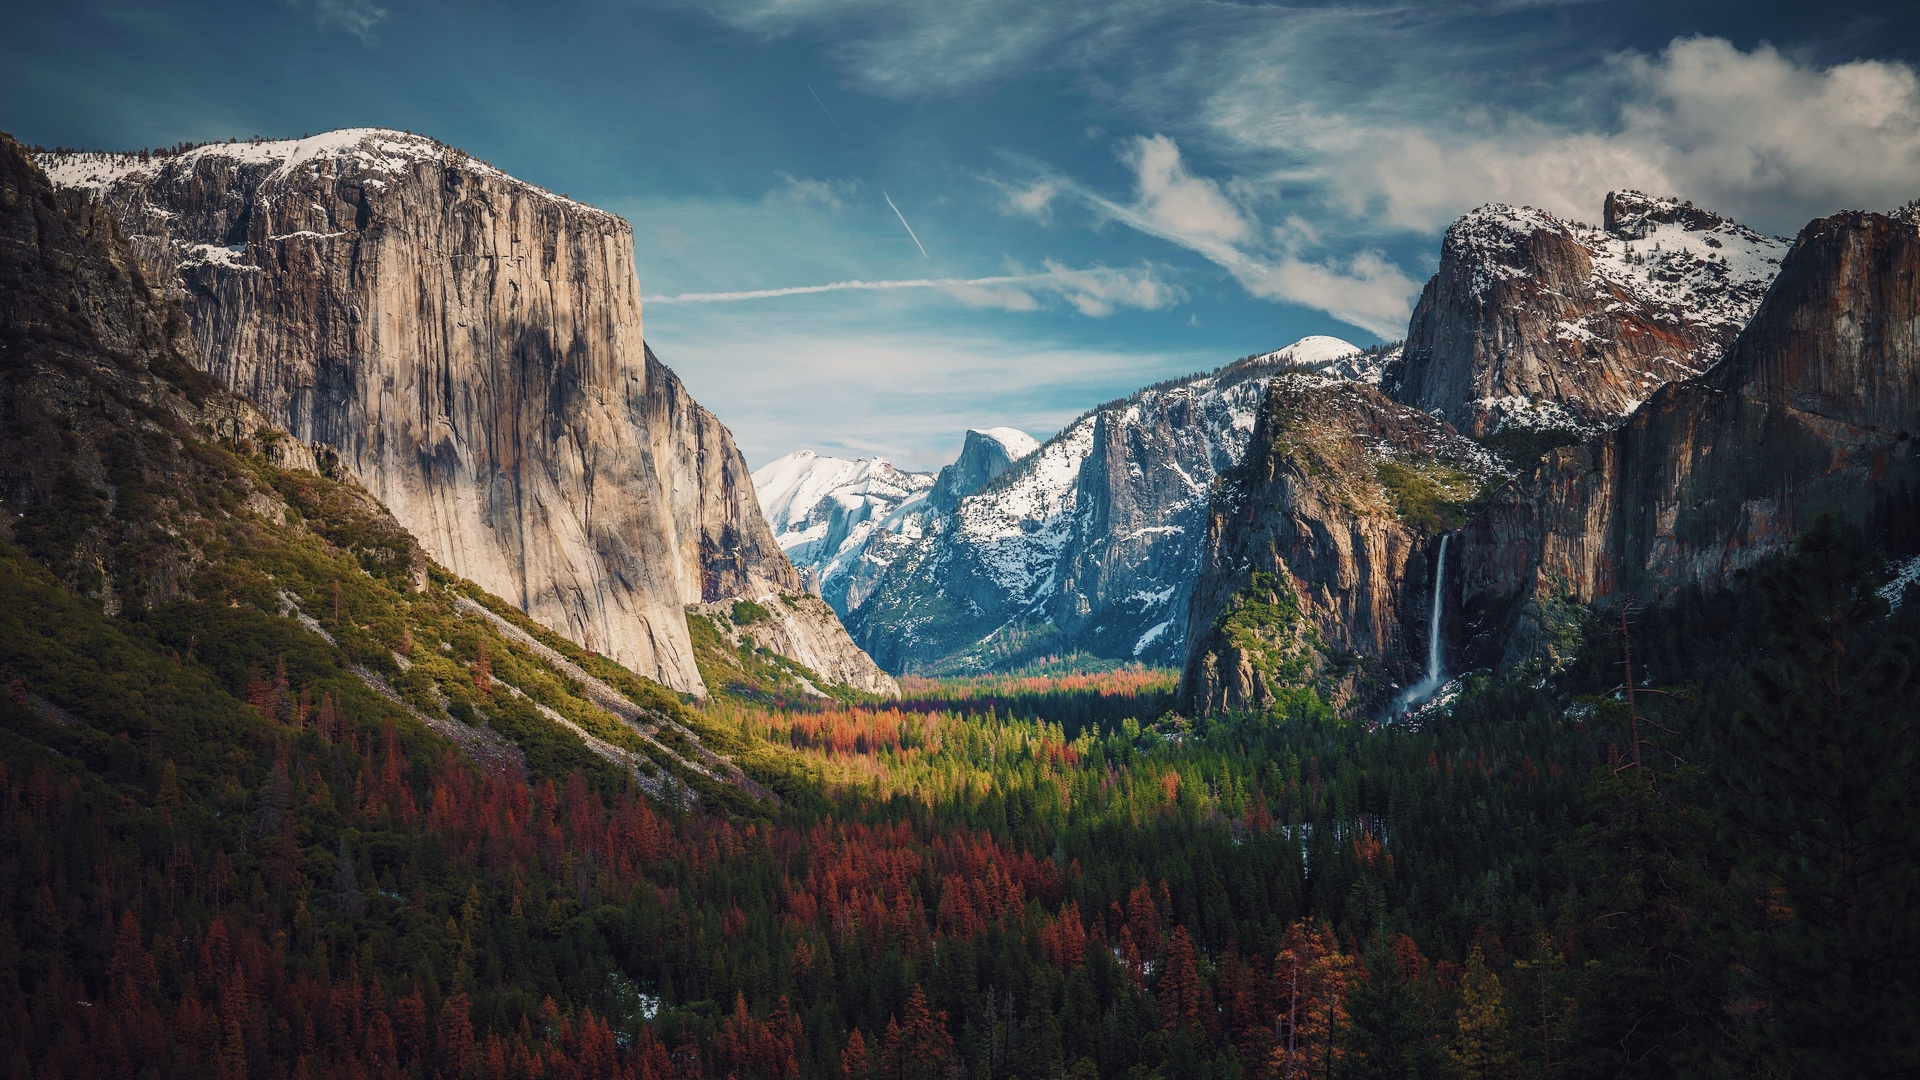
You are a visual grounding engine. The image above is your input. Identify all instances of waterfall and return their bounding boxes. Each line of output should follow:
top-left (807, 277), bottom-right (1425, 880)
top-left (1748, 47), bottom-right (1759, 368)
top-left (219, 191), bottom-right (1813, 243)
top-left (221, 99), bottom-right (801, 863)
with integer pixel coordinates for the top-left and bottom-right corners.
top-left (1396, 534), bottom-right (1450, 715)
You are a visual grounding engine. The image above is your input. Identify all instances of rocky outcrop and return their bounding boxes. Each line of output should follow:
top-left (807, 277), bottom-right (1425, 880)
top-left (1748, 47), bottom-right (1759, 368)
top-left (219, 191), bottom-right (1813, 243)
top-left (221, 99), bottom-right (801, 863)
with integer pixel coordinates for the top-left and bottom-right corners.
top-left (1455, 205), bottom-right (1920, 670)
top-left (1, 130), bottom-right (238, 607)
top-left (1179, 376), bottom-right (1505, 715)
top-left (928, 428), bottom-right (1039, 512)
top-left (1384, 192), bottom-right (1787, 442)
top-left (848, 344), bottom-right (1365, 672)
top-left (35, 131), bottom-right (882, 696)
top-left (689, 593), bottom-right (901, 696)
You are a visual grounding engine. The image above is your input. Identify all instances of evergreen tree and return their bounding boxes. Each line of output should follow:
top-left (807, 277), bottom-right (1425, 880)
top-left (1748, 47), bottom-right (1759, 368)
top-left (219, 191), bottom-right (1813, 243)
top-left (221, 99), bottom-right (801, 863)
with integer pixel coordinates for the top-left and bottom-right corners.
top-left (1730, 515), bottom-right (1920, 1077)
top-left (1337, 932), bottom-right (1444, 1080)
top-left (1445, 946), bottom-right (1517, 1079)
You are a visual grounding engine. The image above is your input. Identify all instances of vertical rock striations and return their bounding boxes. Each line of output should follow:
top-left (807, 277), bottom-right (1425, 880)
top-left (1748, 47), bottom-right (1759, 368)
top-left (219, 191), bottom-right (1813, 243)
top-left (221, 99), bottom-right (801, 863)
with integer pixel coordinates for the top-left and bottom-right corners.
top-left (1179, 375), bottom-right (1504, 715)
top-left (37, 131), bottom-right (885, 696)
top-left (1456, 205), bottom-right (1920, 669)
top-left (1385, 193), bottom-right (1787, 443)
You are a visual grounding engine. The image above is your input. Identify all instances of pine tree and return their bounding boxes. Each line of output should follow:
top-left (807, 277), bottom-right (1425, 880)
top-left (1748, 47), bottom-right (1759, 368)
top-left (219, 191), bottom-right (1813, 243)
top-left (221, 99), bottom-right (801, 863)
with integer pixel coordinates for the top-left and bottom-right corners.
top-left (841, 1028), bottom-right (872, 1080)
top-left (1338, 931), bottom-right (1443, 1079)
top-left (1730, 515), bottom-right (1920, 1077)
top-left (1158, 924), bottom-right (1207, 1035)
top-left (1446, 946), bottom-right (1517, 1079)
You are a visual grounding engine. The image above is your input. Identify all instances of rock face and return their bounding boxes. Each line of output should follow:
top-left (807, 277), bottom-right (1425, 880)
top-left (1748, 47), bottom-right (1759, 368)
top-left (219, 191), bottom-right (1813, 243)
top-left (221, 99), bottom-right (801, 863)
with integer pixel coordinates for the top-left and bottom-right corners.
top-left (753, 450), bottom-right (937, 612)
top-left (1179, 375), bottom-right (1505, 715)
top-left (928, 428), bottom-right (1039, 512)
top-left (1384, 192), bottom-right (1787, 441)
top-left (846, 342), bottom-right (1373, 672)
top-left (37, 130), bottom-right (886, 696)
top-left (0, 131), bottom-right (393, 612)
top-left (689, 594), bottom-right (901, 696)
top-left (1455, 205), bottom-right (1920, 670)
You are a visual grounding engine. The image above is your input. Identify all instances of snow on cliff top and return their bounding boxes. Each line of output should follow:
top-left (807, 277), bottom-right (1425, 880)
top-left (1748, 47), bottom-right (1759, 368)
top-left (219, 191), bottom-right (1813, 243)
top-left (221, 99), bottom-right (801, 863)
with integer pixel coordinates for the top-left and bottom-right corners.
top-left (36, 128), bottom-right (616, 219)
top-left (1255, 335), bottom-right (1362, 369)
top-left (970, 427), bottom-right (1041, 461)
top-left (752, 450), bottom-right (931, 532)
top-left (1448, 194), bottom-right (1788, 351)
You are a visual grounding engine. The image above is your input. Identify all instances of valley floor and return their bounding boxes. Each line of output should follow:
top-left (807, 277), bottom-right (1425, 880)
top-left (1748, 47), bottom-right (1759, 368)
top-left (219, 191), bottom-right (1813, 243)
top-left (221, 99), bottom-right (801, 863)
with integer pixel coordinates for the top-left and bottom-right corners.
top-left (5, 510), bottom-right (1917, 1078)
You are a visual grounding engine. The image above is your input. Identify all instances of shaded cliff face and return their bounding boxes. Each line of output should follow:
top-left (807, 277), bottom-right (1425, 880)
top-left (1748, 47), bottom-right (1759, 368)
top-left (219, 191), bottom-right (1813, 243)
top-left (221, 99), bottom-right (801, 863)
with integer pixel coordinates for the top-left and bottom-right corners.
top-left (1385, 192), bottom-right (1787, 442)
top-left (929, 427), bottom-right (1041, 512)
top-left (1179, 376), bottom-right (1505, 715)
top-left (1456, 206), bottom-right (1920, 670)
top-left (37, 131), bottom-right (822, 695)
top-left (848, 345), bottom-right (1367, 673)
top-left (0, 131), bottom-right (272, 608)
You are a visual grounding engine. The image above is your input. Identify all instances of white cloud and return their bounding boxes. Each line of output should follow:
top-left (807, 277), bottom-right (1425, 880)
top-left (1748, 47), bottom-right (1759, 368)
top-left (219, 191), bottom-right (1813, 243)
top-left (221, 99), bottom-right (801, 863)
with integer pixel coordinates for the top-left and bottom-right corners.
top-left (1206, 36), bottom-right (1920, 235)
top-left (1002, 178), bottom-right (1060, 221)
top-left (283, 0), bottom-right (388, 42)
top-left (678, 0), bottom-right (1920, 236)
top-left (1038, 259), bottom-right (1179, 317)
top-left (1121, 134), bottom-right (1250, 245)
top-left (766, 172), bottom-right (860, 209)
top-left (1033, 135), bottom-right (1418, 336)
top-left (648, 261), bottom-right (1180, 317)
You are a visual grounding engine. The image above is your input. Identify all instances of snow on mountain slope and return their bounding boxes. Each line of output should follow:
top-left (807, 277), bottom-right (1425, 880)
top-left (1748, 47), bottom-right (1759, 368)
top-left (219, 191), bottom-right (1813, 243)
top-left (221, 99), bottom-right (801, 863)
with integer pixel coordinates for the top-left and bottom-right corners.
top-left (974, 427), bottom-right (1041, 460)
top-left (1386, 190), bottom-right (1789, 440)
top-left (1255, 335), bottom-right (1360, 368)
top-left (752, 451), bottom-right (934, 610)
top-left (39, 130), bottom-right (612, 219)
top-left (848, 342), bottom-right (1351, 672)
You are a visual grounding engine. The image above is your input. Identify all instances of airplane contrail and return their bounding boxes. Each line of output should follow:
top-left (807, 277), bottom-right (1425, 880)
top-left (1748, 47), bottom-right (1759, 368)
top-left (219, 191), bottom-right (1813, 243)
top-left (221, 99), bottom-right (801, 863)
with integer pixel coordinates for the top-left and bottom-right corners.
top-left (883, 190), bottom-right (930, 258)
top-left (650, 274), bottom-right (1035, 304)
top-left (806, 85), bottom-right (849, 139)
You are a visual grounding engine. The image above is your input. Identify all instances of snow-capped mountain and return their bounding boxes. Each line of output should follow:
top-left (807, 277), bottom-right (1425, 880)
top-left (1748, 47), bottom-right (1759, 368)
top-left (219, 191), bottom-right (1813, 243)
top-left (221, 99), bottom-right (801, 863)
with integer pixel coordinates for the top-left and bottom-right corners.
top-left (752, 451), bottom-right (937, 613)
top-left (753, 427), bottom-right (1045, 618)
top-left (846, 340), bottom-right (1360, 672)
top-left (1385, 190), bottom-right (1789, 441)
top-left (929, 428), bottom-right (1042, 511)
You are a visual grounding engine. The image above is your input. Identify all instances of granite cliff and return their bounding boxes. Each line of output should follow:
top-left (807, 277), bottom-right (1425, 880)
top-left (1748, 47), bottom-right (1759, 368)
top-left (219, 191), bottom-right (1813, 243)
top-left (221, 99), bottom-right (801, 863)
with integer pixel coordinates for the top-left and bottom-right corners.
top-left (0, 130), bottom-right (782, 802)
top-left (1179, 195), bottom-right (1920, 717)
top-left (1384, 192), bottom-right (1787, 444)
top-left (38, 130), bottom-right (889, 697)
top-left (1178, 375), bottom-right (1504, 715)
top-left (1455, 203), bottom-right (1920, 670)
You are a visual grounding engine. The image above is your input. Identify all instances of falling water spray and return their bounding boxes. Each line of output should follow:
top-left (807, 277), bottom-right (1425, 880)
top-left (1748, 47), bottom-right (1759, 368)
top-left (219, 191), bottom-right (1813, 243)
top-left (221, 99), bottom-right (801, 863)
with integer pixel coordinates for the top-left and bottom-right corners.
top-left (1396, 534), bottom-right (1450, 715)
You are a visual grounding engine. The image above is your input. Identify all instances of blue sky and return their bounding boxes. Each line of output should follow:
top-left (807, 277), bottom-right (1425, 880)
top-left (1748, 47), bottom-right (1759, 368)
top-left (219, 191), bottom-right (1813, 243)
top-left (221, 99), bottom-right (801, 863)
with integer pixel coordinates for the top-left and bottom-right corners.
top-left (7, 0), bottom-right (1920, 469)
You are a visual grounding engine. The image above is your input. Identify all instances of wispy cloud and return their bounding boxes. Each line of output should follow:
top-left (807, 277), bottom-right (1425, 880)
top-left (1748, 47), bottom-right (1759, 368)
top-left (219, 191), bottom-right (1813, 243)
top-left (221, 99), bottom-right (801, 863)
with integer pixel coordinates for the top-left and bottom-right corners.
top-left (650, 262), bottom-right (1181, 316)
top-left (282, 0), bottom-right (388, 43)
top-left (1018, 135), bottom-right (1418, 336)
top-left (677, 2), bottom-right (1920, 236)
top-left (766, 173), bottom-right (860, 209)
top-left (650, 319), bottom-right (1199, 469)
top-left (1238, 37), bottom-right (1920, 235)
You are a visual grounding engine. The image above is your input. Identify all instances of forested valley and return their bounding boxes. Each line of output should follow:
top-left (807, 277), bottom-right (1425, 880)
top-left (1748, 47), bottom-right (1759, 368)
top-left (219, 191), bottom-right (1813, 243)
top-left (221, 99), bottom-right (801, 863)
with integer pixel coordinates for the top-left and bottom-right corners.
top-left (5, 463), bottom-right (1915, 1078)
